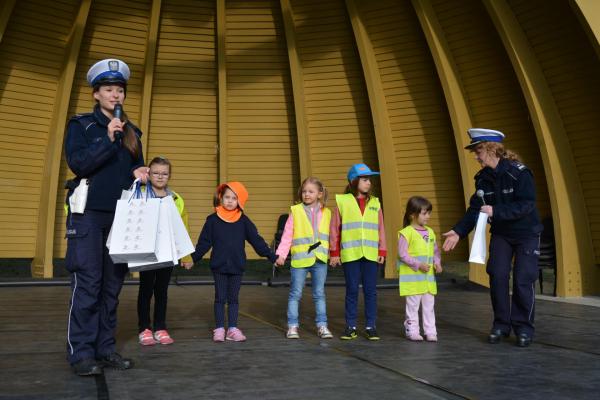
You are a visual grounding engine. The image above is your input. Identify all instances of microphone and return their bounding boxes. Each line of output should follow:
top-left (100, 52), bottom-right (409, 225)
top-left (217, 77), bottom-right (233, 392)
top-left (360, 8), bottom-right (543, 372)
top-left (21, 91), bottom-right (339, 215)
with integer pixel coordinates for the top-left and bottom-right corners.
top-left (476, 189), bottom-right (486, 205)
top-left (113, 103), bottom-right (124, 140)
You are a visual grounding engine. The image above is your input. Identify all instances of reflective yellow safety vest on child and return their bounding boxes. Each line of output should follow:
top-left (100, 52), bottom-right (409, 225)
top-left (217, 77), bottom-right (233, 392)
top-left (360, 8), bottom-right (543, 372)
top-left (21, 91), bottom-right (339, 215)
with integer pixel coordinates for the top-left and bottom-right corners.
top-left (290, 204), bottom-right (331, 268)
top-left (397, 226), bottom-right (437, 296)
top-left (335, 193), bottom-right (380, 263)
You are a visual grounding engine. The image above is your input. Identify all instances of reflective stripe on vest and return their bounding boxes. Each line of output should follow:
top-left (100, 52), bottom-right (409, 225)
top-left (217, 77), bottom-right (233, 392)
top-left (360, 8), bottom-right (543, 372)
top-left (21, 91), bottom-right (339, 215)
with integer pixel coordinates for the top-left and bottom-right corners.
top-left (290, 204), bottom-right (331, 268)
top-left (336, 193), bottom-right (380, 263)
top-left (397, 225), bottom-right (437, 296)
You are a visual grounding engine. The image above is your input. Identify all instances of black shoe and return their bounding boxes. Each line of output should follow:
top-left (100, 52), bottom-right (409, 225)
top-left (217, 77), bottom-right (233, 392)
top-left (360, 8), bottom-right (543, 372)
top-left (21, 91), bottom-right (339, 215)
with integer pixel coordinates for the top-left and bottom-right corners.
top-left (99, 353), bottom-right (133, 370)
top-left (516, 333), bottom-right (532, 348)
top-left (73, 358), bottom-right (103, 376)
top-left (340, 327), bottom-right (358, 340)
top-left (487, 329), bottom-right (510, 344)
top-left (365, 328), bottom-right (380, 341)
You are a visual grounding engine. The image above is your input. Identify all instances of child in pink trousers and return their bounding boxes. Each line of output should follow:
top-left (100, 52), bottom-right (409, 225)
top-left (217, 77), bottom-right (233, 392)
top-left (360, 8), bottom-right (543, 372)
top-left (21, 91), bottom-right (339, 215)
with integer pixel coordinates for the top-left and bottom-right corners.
top-left (397, 196), bottom-right (443, 342)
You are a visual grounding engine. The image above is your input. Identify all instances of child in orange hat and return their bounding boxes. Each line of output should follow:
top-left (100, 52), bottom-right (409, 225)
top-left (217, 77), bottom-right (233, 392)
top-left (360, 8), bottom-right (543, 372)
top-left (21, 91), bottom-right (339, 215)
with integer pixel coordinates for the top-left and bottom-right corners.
top-left (187, 182), bottom-right (276, 342)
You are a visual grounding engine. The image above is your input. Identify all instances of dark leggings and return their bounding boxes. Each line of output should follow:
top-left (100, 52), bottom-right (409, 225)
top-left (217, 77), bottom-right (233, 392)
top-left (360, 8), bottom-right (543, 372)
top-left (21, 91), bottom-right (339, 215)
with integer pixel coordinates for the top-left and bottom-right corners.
top-left (213, 272), bottom-right (243, 328)
top-left (137, 267), bottom-right (173, 332)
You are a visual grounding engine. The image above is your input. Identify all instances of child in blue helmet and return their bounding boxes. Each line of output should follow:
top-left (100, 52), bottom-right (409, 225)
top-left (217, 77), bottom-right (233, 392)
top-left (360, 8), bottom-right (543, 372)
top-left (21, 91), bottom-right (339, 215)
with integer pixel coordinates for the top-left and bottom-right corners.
top-left (329, 163), bottom-right (386, 340)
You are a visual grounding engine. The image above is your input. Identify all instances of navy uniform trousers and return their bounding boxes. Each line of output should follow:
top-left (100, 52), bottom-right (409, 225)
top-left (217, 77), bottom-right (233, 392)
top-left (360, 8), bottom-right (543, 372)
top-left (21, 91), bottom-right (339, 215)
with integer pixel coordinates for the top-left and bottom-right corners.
top-left (486, 234), bottom-right (540, 337)
top-left (65, 210), bottom-right (128, 365)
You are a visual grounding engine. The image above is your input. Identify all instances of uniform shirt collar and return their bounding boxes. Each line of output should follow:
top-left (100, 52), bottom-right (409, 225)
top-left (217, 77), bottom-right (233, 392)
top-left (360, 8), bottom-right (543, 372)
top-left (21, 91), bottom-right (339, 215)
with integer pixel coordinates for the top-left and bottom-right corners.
top-left (93, 104), bottom-right (111, 127)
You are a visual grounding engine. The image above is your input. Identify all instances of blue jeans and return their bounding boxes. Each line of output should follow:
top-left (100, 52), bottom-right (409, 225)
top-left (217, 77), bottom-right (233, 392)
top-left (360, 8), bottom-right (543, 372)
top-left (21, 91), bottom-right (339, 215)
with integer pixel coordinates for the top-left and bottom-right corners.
top-left (287, 261), bottom-right (328, 327)
top-left (343, 258), bottom-right (378, 328)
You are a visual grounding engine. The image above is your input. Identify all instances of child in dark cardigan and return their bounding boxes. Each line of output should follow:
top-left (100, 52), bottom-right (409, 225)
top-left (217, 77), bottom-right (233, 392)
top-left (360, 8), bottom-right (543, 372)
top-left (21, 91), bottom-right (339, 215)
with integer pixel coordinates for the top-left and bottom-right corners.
top-left (187, 182), bottom-right (275, 342)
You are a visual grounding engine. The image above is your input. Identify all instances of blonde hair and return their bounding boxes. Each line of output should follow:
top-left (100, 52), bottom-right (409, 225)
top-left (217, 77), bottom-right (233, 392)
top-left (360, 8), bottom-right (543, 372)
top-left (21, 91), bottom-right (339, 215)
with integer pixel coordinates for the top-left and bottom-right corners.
top-left (474, 142), bottom-right (521, 162)
top-left (297, 177), bottom-right (328, 207)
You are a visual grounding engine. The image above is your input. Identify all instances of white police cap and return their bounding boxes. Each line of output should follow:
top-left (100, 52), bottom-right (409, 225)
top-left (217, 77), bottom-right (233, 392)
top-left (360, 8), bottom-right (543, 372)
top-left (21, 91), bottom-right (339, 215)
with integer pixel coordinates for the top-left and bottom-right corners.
top-left (465, 128), bottom-right (505, 149)
top-left (86, 58), bottom-right (130, 87)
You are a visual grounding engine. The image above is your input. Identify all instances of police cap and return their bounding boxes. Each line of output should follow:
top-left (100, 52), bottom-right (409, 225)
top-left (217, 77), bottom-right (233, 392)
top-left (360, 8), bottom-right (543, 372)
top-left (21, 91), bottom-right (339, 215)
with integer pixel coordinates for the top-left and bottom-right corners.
top-left (86, 58), bottom-right (130, 87)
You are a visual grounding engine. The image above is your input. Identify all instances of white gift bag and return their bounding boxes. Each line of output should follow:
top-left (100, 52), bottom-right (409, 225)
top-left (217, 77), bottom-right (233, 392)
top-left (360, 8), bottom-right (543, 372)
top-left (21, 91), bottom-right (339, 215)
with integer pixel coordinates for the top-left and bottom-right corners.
top-left (107, 180), bottom-right (142, 249)
top-left (164, 196), bottom-right (195, 260)
top-left (469, 212), bottom-right (489, 264)
top-left (108, 195), bottom-right (160, 264)
top-left (128, 197), bottom-right (179, 272)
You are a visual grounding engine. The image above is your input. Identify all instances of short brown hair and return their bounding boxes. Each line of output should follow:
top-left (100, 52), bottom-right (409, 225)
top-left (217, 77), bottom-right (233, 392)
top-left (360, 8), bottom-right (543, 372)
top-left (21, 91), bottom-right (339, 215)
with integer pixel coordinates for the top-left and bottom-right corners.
top-left (403, 196), bottom-right (432, 227)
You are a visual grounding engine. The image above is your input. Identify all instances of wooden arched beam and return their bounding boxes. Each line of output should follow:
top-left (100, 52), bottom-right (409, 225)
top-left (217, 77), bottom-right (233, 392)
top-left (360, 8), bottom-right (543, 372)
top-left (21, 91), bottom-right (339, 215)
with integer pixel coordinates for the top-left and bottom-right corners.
top-left (31, 0), bottom-right (92, 278)
top-left (484, 0), bottom-right (597, 296)
top-left (280, 0), bottom-right (311, 180)
top-left (345, 0), bottom-right (403, 278)
top-left (411, 0), bottom-right (488, 286)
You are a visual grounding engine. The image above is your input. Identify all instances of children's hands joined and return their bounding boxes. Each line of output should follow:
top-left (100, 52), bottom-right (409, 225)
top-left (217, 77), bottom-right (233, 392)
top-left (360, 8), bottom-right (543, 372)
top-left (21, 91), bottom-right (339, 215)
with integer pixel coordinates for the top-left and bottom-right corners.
top-left (181, 261), bottom-right (194, 270)
top-left (329, 256), bottom-right (341, 267)
top-left (434, 263), bottom-right (443, 274)
top-left (418, 262), bottom-right (430, 273)
top-left (275, 255), bottom-right (286, 267)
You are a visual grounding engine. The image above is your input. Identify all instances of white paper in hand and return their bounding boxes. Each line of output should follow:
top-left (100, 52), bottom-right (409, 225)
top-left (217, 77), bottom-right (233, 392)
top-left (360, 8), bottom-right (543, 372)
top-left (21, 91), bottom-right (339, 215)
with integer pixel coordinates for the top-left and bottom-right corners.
top-left (469, 212), bottom-right (488, 264)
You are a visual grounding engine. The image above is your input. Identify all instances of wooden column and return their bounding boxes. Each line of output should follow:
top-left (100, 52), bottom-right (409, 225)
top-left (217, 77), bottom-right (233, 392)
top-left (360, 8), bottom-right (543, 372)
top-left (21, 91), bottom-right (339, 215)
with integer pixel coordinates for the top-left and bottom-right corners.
top-left (280, 0), bottom-right (311, 180)
top-left (0, 0), bottom-right (16, 44)
top-left (138, 0), bottom-right (162, 159)
top-left (30, 0), bottom-right (92, 278)
top-left (345, 0), bottom-right (403, 278)
top-left (484, 0), bottom-right (597, 296)
top-left (217, 0), bottom-right (228, 183)
top-left (570, 0), bottom-right (600, 60)
top-left (412, 0), bottom-right (488, 286)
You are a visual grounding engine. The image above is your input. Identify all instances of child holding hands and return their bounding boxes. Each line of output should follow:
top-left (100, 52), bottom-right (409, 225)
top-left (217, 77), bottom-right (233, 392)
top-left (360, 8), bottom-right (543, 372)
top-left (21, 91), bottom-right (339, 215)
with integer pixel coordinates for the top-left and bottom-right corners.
top-left (397, 196), bottom-right (442, 342)
top-left (187, 182), bottom-right (276, 342)
top-left (275, 177), bottom-right (333, 339)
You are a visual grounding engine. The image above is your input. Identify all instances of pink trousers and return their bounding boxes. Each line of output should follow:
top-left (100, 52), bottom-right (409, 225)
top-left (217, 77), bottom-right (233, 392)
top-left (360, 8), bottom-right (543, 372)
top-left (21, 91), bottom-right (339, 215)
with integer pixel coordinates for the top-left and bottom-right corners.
top-left (404, 293), bottom-right (436, 336)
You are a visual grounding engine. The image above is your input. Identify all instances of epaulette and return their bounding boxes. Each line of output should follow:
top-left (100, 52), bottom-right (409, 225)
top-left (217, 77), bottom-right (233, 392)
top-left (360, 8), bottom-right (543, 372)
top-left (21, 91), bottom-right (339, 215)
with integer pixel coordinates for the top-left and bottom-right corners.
top-left (509, 160), bottom-right (528, 172)
top-left (70, 112), bottom-right (94, 121)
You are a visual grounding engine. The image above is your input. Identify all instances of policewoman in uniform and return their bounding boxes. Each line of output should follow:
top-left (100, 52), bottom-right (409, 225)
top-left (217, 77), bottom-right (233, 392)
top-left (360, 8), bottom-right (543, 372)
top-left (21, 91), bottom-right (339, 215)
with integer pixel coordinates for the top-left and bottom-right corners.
top-left (442, 129), bottom-right (542, 347)
top-left (64, 59), bottom-right (149, 375)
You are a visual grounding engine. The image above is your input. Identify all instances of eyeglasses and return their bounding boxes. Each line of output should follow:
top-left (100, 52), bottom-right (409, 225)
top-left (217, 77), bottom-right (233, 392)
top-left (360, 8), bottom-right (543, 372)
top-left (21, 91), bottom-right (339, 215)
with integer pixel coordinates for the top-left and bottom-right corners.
top-left (151, 172), bottom-right (169, 178)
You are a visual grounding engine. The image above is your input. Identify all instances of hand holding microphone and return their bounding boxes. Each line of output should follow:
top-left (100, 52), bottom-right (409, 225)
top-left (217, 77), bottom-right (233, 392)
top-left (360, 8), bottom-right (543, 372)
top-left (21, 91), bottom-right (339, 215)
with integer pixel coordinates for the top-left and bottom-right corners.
top-left (109, 103), bottom-right (124, 142)
top-left (477, 189), bottom-right (493, 217)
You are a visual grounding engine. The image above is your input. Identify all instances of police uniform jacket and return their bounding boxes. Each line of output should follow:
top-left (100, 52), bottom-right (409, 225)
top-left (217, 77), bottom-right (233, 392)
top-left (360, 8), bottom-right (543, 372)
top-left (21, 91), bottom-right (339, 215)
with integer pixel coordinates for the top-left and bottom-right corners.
top-left (453, 158), bottom-right (542, 239)
top-left (65, 104), bottom-right (145, 212)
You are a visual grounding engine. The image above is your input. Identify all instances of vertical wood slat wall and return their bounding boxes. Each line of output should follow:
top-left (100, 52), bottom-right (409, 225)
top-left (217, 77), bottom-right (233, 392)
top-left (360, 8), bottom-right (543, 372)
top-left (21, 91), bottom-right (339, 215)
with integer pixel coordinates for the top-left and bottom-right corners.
top-left (432, 0), bottom-right (551, 220)
top-left (359, 0), bottom-right (467, 260)
top-left (291, 0), bottom-right (378, 195)
top-left (225, 0), bottom-right (299, 256)
top-left (146, 0), bottom-right (218, 239)
top-left (0, 0), bottom-right (79, 256)
top-left (508, 0), bottom-right (600, 274)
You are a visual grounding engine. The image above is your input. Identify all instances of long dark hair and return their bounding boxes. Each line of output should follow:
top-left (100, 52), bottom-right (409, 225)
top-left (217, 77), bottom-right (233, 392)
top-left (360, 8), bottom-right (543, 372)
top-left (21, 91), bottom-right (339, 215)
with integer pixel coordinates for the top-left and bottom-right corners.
top-left (93, 84), bottom-right (141, 159)
top-left (403, 196), bottom-right (432, 227)
top-left (345, 178), bottom-right (371, 202)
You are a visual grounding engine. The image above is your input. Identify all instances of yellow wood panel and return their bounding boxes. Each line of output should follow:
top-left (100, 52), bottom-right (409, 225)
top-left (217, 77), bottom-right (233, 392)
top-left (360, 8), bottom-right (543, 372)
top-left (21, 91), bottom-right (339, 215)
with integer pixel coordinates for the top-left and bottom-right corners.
top-left (54, 0), bottom-right (152, 257)
top-left (225, 0), bottom-right (298, 258)
top-left (144, 0), bottom-right (218, 245)
top-left (0, 0), bottom-right (80, 258)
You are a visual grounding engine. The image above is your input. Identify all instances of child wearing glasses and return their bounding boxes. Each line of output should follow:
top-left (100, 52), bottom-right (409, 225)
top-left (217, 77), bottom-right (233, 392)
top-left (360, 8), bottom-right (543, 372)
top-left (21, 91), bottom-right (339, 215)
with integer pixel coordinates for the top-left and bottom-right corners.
top-left (137, 156), bottom-right (193, 346)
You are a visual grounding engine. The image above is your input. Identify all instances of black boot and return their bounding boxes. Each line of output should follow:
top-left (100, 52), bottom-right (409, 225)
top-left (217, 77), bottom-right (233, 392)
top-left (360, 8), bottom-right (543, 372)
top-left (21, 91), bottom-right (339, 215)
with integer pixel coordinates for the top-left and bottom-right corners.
top-left (73, 358), bottom-right (103, 376)
top-left (487, 329), bottom-right (509, 344)
top-left (99, 353), bottom-right (133, 370)
top-left (516, 333), bottom-right (532, 347)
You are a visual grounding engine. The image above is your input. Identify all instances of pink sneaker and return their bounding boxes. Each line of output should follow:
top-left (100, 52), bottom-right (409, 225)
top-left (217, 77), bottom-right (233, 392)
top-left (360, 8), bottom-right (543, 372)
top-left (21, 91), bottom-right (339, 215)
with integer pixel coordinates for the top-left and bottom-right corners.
top-left (213, 327), bottom-right (225, 342)
top-left (139, 329), bottom-right (156, 346)
top-left (406, 332), bottom-right (424, 341)
top-left (426, 334), bottom-right (438, 342)
top-left (153, 330), bottom-right (174, 345)
top-left (226, 327), bottom-right (247, 342)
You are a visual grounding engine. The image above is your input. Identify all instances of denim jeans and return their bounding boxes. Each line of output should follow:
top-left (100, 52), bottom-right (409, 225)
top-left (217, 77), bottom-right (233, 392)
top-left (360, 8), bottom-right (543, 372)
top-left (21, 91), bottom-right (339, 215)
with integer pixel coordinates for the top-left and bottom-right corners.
top-left (343, 258), bottom-right (378, 328)
top-left (287, 261), bottom-right (328, 327)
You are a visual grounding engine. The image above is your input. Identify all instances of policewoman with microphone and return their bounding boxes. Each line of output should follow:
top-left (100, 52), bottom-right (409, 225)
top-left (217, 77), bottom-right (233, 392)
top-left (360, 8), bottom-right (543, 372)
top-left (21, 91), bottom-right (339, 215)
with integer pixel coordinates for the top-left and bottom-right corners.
top-left (64, 59), bottom-right (149, 375)
top-left (442, 129), bottom-right (542, 348)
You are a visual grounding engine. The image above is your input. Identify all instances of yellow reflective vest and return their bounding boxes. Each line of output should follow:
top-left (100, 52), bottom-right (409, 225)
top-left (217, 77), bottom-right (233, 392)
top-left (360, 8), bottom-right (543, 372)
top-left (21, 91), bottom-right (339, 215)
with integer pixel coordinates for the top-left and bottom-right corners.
top-left (290, 204), bottom-right (331, 268)
top-left (336, 193), bottom-right (380, 263)
top-left (397, 225), bottom-right (437, 296)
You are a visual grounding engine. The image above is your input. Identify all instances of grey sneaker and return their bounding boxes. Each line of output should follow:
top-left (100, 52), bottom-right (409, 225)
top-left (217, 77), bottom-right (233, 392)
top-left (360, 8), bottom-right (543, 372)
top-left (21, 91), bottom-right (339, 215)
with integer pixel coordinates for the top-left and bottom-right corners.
top-left (318, 326), bottom-right (333, 339)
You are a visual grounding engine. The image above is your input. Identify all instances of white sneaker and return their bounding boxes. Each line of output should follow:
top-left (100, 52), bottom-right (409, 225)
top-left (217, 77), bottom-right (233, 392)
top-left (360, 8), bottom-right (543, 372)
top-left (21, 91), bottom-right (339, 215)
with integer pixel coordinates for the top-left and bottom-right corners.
top-left (318, 326), bottom-right (333, 339)
top-left (286, 326), bottom-right (300, 339)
